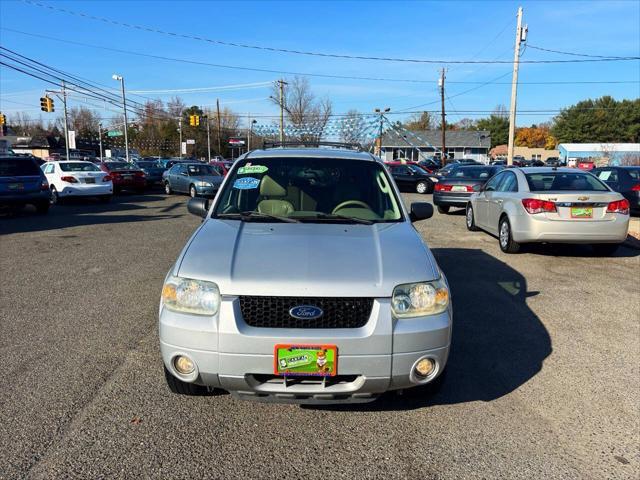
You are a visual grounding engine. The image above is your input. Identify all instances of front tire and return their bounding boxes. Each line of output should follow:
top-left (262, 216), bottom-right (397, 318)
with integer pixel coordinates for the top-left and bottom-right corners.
top-left (499, 216), bottom-right (521, 253)
top-left (591, 243), bottom-right (620, 256)
top-left (416, 181), bottom-right (428, 194)
top-left (437, 205), bottom-right (450, 214)
top-left (164, 366), bottom-right (209, 396)
top-left (50, 186), bottom-right (60, 205)
top-left (189, 184), bottom-right (197, 198)
top-left (164, 182), bottom-right (172, 195)
top-left (466, 204), bottom-right (479, 231)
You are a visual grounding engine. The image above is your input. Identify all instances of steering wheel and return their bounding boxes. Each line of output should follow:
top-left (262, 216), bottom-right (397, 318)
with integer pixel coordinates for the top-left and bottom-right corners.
top-left (332, 200), bottom-right (371, 214)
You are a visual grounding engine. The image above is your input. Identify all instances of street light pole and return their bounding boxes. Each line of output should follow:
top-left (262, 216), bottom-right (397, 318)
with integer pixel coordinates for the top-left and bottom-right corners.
top-left (98, 122), bottom-right (103, 159)
top-left (205, 115), bottom-right (211, 163)
top-left (374, 107), bottom-right (390, 158)
top-left (61, 81), bottom-right (70, 161)
top-left (178, 115), bottom-right (183, 158)
top-left (112, 74), bottom-right (129, 162)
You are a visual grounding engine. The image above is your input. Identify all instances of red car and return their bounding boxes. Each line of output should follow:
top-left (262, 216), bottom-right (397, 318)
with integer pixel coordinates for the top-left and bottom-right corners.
top-left (208, 160), bottom-right (230, 176)
top-left (99, 161), bottom-right (146, 193)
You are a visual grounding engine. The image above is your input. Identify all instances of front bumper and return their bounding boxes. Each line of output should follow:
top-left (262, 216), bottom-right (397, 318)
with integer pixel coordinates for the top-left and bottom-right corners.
top-left (195, 185), bottom-right (219, 197)
top-left (159, 297), bottom-right (452, 404)
top-left (433, 192), bottom-right (472, 208)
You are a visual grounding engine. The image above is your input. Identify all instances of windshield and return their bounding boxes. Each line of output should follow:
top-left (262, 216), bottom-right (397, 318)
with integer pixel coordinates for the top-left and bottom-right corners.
top-left (59, 162), bottom-right (100, 172)
top-left (106, 162), bottom-right (133, 170)
top-left (525, 172), bottom-right (609, 192)
top-left (137, 161), bottom-right (162, 168)
top-left (450, 166), bottom-right (498, 179)
top-left (213, 157), bottom-right (403, 223)
top-left (0, 158), bottom-right (41, 176)
top-left (407, 164), bottom-right (425, 174)
top-left (187, 164), bottom-right (218, 176)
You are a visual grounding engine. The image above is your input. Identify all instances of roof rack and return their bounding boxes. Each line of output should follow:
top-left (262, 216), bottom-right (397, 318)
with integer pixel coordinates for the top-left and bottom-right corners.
top-left (261, 141), bottom-right (362, 151)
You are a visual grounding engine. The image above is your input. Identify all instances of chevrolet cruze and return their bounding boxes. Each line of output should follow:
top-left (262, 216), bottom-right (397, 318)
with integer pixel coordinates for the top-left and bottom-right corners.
top-left (159, 147), bottom-right (452, 404)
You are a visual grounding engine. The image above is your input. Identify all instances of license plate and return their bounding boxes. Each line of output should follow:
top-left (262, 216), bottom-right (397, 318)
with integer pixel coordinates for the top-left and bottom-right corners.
top-left (451, 185), bottom-right (467, 192)
top-left (571, 207), bottom-right (593, 218)
top-left (274, 344), bottom-right (337, 376)
top-left (122, 175), bottom-right (132, 180)
top-left (84, 177), bottom-right (95, 184)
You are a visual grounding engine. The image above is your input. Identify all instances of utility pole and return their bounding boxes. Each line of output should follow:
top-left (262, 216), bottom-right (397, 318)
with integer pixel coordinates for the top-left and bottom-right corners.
top-left (507, 6), bottom-right (526, 166)
top-left (374, 107), bottom-right (390, 157)
top-left (61, 81), bottom-right (70, 161)
top-left (439, 69), bottom-right (446, 165)
top-left (178, 116), bottom-right (183, 158)
top-left (204, 115), bottom-right (211, 163)
top-left (278, 79), bottom-right (288, 143)
top-left (247, 115), bottom-right (252, 151)
top-left (112, 75), bottom-right (129, 162)
top-left (98, 122), bottom-right (103, 159)
top-left (216, 99), bottom-right (222, 155)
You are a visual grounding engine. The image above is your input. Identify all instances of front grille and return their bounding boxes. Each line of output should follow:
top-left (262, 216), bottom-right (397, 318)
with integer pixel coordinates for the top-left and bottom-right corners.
top-left (239, 296), bottom-right (373, 329)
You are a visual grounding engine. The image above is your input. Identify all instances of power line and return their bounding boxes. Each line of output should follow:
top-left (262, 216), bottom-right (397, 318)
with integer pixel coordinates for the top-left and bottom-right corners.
top-left (18, 1), bottom-right (640, 64)
top-left (526, 44), bottom-right (638, 59)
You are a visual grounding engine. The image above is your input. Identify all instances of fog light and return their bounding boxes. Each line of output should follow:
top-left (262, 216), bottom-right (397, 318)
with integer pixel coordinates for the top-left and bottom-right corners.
top-left (414, 358), bottom-right (435, 378)
top-left (173, 355), bottom-right (195, 375)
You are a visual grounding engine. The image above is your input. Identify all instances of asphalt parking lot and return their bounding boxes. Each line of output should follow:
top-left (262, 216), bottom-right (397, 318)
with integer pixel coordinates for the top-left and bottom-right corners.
top-left (1, 192), bottom-right (638, 480)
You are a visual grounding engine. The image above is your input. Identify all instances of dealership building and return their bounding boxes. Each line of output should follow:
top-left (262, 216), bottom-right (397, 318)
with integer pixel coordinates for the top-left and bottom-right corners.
top-left (380, 130), bottom-right (491, 163)
top-left (558, 143), bottom-right (640, 165)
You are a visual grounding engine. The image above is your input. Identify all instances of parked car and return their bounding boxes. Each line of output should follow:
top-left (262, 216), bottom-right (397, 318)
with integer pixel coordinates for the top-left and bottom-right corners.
top-left (42, 161), bottom-right (112, 204)
top-left (456, 158), bottom-right (482, 165)
top-left (386, 162), bottom-right (434, 194)
top-left (490, 159), bottom-right (507, 166)
top-left (134, 159), bottom-right (165, 185)
top-left (591, 166), bottom-right (640, 215)
top-left (577, 159), bottom-right (596, 171)
top-left (99, 161), bottom-right (146, 193)
top-left (434, 162), bottom-right (461, 179)
top-left (416, 158), bottom-right (441, 173)
top-left (163, 162), bottom-right (223, 198)
top-left (433, 165), bottom-right (504, 214)
top-left (0, 155), bottom-right (50, 214)
top-left (544, 157), bottom-right (561, 167)
top-left (465, 168), bottom-right (630, 255)
top-left (159, 147), bottom-right (450, 403)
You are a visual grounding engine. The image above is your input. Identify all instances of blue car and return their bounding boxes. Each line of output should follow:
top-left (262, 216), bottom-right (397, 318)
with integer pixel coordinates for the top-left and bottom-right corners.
top-left (0, 155), bottom-right (51, 214)
top-left (134, 159), bottom-right (166, 185)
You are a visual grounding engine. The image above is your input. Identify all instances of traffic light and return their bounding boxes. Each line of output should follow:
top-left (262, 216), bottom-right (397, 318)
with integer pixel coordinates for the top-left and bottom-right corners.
top-left (40, 96), bottom-right (54, 112)
top-left (189, 114), bottom-right (200, 126)
top-left (0, 113), bottom-right (6, 125)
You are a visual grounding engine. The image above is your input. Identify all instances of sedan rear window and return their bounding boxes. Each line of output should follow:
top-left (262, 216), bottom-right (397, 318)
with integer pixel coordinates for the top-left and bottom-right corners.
top-left (450, 166), bottom-right (498, 179)
top-left (59, 162), bottom-right (100, 172)
top-left (525, 172), bottom-right (608, 192)
top-left (627, 168), bottom-right (640, 180)
top-left (0, 158), bottom-right (41, 176)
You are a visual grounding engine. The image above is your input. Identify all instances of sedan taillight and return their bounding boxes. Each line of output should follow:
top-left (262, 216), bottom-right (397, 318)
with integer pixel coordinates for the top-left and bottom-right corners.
top-left (522, 198), bottom-right (557, 214)
top-left (60, 176), bottom-right (78, 183)
top-left (40, 180), bottom-right (49, 191)
top-left (607, 199), bottom-right (630, 215)
top-left (435, 184), bottom-right (452, 192)
top-left (103, 175), bottom-right (112, 182)
top-left (631, 184), bottom-right (640, 192)
top-left (134, 171), bottom-right (145, 177)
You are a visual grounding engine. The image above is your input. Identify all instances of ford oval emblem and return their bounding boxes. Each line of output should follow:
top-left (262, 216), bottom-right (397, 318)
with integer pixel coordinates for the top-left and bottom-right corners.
top-left (289, 305), bottom-right (324, 320)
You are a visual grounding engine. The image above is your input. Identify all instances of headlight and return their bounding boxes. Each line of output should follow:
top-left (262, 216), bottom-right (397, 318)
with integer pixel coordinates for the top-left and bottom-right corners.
top-left (198, 181), bottom-right (211, 187)
top-left (392, 278), bottom-right (449, 318)
top-left (161, 275), bottom-right (220, 315)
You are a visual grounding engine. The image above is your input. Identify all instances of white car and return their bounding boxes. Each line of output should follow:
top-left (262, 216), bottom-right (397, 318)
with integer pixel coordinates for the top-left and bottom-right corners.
top-left (41, 161), bottom-right (113, 203)
top-left (465, 167), bottom-right (630, 255)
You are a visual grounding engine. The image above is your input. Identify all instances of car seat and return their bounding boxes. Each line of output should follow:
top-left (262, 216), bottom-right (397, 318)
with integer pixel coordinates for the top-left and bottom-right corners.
top-left (257, 175), bottom-right (295, 216)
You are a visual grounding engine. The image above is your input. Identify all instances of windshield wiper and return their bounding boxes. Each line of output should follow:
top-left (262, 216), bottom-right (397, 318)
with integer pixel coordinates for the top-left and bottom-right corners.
top-left (217, 211), bottom-right (300, 223)
top-left (309, 213), bottom-right (374, 225)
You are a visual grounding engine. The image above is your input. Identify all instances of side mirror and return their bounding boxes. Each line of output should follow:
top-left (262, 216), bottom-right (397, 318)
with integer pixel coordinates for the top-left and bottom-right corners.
top-left (410, 202), bottom-right (434, 222)
top-left (187, 197), bottom-right (209, 218)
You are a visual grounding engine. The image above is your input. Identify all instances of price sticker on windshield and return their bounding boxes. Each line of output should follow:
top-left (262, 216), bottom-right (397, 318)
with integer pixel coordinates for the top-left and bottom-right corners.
top-left (238, 165), bottom-right (268, 175)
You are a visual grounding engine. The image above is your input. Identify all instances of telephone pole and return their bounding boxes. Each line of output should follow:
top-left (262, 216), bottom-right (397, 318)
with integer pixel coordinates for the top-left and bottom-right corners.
top-left (98, 122), bottom-right (103, 159)
top-left (439, 69), bottom-right (446, 165)
top-left (216, 99), bottom-right (222, 155)
top-left (278, 79), bottom-right (288, 143)
top-left (204, 115), bottom-right (211, 163)
top-left (61, 81), bottom-right (70, 161)
top-left (507, 6), bottom-right (526, 166)
top-left (178, 116), bottom-right (183, 158)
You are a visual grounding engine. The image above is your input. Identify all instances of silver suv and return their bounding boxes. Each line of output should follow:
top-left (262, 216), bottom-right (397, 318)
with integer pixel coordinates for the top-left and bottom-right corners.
top-left (159, 147), bottom-right (452, 404)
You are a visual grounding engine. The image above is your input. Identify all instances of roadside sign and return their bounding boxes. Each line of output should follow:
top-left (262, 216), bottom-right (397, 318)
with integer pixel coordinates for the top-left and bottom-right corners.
top-left (68, 130), bottom-right (76, 150)
top-left (181, 142), bottom-right (187, 155)
top-left (186, 139), bottom-right (195, 145)
top-left (105, 149), bottom-right (112, 158)
top-left (229, 137), bottom-right (245, 146)
top-left (107, 130), bottom-right (123, 137)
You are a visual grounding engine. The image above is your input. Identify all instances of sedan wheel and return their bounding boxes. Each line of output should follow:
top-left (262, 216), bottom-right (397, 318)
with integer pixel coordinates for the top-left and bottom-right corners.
top-left (499, 217), bottom-right (521, 253)
top-left (466, 204), bottom-right (479, 231)
top-left (164, 182), bottom-right (172, 195)
top-left (50, 186), bottom-right (59, 205)
top-left (416, 181), bottom-right (428, 194)
top-left (189, 185), bottom-right (197, 198)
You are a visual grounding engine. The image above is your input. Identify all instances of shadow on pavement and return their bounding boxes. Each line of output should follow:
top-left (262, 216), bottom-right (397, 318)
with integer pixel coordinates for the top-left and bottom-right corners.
top-left (0, 194), bottom-right (184, 235)
top-left (310, 247), bottom-right (552, 412)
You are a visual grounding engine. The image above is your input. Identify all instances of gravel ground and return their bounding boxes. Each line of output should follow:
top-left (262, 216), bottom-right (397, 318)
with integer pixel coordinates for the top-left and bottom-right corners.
top-left (0, 191), bottom-right (638, 479)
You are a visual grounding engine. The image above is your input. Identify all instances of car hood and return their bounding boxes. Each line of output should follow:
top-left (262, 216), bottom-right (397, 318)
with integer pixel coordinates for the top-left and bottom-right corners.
top-left (191, 175), bottom-right (223, 184)
top-left (177, 220), bottom-right (440, 297)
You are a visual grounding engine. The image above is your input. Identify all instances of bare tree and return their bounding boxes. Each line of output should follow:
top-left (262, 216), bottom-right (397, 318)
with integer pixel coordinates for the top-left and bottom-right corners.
top-left (269, 76), bottom-right (332, 141)
top-left (68, 106), bottom-right (100, 137)
top-left (340, 110), bottom-right (371, 146)
top-left (404, 111), bottom-right (434, 131)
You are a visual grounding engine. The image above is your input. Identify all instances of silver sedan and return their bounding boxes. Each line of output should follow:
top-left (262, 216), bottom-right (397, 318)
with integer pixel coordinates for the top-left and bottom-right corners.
top-left (465, 167), bottom-right (630, 254)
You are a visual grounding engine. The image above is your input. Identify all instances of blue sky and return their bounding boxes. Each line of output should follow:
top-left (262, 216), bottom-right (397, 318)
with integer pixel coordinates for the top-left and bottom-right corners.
top-left (1, 0), bottom-right (639, 128)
